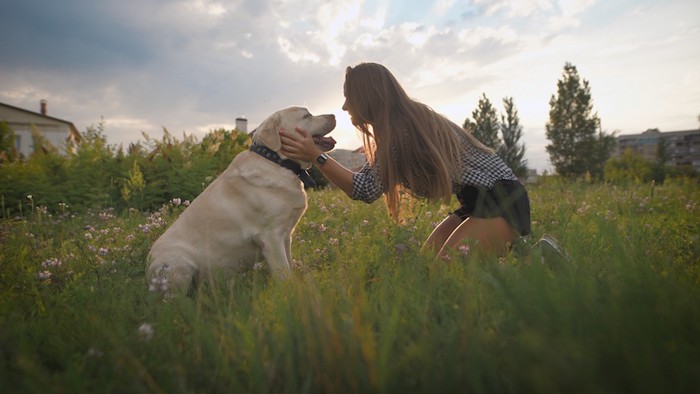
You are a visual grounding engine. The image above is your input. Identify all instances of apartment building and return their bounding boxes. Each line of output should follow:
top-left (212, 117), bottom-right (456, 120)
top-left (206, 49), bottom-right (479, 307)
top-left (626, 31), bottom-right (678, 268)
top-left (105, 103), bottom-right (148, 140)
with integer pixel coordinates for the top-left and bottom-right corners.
top-left (616, 128), bottom-right (700, 171)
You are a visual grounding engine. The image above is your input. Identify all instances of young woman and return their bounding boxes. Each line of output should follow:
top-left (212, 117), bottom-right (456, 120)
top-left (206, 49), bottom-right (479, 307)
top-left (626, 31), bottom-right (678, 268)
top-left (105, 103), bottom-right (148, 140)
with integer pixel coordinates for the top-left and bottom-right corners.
top-left (279, 62), bottom-right (531, 257)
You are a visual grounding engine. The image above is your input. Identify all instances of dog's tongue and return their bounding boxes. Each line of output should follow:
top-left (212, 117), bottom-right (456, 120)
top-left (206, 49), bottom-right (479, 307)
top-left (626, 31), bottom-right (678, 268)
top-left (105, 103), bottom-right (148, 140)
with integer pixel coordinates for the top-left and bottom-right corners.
top-left (313, 135), bottom-right (337, 152)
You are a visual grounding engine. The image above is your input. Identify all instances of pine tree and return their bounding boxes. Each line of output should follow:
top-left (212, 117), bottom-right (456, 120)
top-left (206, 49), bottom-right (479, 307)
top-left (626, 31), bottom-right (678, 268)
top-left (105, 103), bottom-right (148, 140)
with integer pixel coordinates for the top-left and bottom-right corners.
top-left (545, 62), bottom-right (615, 178)
top-left (464, 93), bottom-right (501, 150)
top-left (497, 97), bottom-right (527, 177)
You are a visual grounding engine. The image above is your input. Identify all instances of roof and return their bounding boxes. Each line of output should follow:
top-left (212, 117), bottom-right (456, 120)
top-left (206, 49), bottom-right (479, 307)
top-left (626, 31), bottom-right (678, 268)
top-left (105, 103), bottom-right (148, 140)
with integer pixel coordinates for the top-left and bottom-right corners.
top-left (0, 101), bottom-right (80, 136)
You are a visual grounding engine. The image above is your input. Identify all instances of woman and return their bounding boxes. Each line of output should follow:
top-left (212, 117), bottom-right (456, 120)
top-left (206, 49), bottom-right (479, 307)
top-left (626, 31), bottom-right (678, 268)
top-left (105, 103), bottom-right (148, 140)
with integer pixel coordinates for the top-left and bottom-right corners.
top-left (279, 62), bottom-right (530, 257)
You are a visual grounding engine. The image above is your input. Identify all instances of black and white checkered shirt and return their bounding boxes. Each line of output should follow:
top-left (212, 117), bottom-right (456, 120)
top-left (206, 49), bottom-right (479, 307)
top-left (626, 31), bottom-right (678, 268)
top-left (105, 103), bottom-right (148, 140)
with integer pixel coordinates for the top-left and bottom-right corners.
top-left (351, 131), bottom-right (518, 203)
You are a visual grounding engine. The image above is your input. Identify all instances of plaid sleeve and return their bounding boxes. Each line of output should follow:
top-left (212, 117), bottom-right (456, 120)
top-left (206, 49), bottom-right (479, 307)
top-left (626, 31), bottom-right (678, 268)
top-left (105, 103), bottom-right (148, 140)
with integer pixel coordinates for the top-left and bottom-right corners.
top-left (351, 163), bottom-right (384, 203)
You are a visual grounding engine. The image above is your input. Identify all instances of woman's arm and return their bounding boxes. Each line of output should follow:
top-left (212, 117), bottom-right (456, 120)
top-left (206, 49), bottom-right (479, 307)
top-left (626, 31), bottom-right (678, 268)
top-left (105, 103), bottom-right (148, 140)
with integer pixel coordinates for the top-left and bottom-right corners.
top-left (279, 127), bottom-right (355, 197)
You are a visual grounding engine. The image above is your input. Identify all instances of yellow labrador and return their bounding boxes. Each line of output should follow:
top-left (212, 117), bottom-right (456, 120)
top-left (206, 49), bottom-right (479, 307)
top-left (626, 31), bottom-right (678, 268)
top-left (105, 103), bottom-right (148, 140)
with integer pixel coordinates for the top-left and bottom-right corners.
top-left (147, 106), bottom-right (336, 293)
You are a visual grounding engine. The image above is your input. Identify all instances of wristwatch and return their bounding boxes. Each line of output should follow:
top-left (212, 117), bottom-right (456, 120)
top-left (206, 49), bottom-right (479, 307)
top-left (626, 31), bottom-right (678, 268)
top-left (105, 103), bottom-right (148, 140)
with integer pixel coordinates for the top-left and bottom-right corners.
top-left (316, 153), bottom-right (329, 166)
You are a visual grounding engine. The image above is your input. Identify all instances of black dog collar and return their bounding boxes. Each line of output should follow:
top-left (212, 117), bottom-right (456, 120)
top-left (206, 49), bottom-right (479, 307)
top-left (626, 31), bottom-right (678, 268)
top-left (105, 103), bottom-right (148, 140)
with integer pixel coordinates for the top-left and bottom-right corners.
top-left (249, 143), bottom-right (316, 189)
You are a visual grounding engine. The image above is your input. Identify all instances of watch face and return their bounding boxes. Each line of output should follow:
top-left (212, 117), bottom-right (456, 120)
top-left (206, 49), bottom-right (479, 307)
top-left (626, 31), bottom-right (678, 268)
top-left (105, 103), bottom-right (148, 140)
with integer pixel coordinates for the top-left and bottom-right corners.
top-left (317, 153), bottom-right (328, 164)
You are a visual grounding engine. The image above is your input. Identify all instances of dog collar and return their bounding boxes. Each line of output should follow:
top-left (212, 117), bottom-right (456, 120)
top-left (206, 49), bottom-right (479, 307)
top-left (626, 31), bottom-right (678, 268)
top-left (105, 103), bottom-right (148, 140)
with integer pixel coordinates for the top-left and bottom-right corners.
top-left (249, 143), bottom-right (316, 189)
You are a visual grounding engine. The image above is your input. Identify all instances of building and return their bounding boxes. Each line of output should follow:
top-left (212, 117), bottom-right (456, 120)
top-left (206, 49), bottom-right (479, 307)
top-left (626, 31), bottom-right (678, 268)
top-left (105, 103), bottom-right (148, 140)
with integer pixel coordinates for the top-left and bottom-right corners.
top-left (235, 117), bottom-right (248, 133)
top-left (0, 100), bottom-right (81, 157)
top-left (616, 128), bottom-right (700, 172)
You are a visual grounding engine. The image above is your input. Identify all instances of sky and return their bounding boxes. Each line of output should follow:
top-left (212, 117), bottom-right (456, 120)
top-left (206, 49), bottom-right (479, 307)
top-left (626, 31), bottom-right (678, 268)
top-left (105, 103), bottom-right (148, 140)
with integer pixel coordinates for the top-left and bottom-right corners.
top-left (1, 0), bottom-right (698, 172)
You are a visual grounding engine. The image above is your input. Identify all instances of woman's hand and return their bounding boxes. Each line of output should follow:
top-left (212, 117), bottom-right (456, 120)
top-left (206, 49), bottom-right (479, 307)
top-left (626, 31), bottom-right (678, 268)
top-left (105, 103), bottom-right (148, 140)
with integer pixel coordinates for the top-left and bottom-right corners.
top-left (282, 126), bottom-right (357, 197)
top-left (279, 127), bottom-right (322, 162)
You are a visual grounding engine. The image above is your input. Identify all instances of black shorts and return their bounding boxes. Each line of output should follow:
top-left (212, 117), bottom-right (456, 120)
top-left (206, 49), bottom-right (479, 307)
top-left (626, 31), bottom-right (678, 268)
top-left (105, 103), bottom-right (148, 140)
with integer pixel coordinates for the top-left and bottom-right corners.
top-left (452, 180), bottom-right (531, 236)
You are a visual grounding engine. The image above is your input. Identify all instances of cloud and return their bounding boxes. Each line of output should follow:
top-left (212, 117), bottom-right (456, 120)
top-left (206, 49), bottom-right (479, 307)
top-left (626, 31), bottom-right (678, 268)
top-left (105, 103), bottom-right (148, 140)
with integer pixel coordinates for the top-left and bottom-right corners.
top-left (1, 0), bottom-right (698, 173)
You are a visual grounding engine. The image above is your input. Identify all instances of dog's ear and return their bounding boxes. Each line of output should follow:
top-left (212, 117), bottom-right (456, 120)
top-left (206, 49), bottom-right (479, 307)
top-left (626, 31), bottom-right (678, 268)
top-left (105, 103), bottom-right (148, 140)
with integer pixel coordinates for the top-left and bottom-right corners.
top-left (254, 113), bottom-right (282, 151)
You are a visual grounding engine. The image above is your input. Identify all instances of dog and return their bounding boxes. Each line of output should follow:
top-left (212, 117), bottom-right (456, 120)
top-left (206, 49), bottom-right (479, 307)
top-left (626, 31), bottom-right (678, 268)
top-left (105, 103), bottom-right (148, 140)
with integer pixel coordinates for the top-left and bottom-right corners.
top-left (146, 106), bottom-right (336, 293)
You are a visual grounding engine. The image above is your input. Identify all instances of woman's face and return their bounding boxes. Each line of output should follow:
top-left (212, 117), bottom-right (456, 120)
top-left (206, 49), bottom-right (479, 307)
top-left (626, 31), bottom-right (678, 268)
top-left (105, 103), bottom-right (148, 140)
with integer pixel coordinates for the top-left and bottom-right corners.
top-left (342, 83), bottom-right (359, 125)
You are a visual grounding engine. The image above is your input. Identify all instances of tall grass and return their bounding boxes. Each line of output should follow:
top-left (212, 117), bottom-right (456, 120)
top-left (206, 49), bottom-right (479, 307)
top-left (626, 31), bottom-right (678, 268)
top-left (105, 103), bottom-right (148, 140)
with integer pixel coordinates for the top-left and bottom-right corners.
top-left (1, 181), bottom-right (699, 393)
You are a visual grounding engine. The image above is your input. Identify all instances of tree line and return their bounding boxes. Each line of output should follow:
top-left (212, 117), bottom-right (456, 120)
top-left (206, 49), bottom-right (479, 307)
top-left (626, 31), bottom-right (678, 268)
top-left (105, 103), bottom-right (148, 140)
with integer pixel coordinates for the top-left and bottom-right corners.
top-left (1, 62), bottom-right (694, 215)
top-left (463, 62), bottom-right (616, 179)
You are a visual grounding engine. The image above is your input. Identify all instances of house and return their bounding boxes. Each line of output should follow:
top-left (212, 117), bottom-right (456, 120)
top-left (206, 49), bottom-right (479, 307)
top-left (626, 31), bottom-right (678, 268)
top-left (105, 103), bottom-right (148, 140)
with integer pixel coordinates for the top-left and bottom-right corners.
top-left (0, 100), bottom-right (81, 157)
top-left (616, 128), bottom-right (700, 172)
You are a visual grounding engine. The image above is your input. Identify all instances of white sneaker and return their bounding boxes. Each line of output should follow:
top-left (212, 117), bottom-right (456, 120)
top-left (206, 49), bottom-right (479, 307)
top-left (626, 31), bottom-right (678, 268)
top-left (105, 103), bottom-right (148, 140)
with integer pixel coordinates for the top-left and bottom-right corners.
top-left (535, 234), bottom-right (570, 267)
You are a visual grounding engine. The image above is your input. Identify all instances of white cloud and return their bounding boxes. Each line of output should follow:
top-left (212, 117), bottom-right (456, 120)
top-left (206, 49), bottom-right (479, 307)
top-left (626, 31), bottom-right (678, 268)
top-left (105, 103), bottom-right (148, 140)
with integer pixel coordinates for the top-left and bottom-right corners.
top-left (186, 0), bottom-right (228, 17)
top-left (558, 0), bottom-right (595, 17)
top-left (1, 0), bottom-right (698, 173)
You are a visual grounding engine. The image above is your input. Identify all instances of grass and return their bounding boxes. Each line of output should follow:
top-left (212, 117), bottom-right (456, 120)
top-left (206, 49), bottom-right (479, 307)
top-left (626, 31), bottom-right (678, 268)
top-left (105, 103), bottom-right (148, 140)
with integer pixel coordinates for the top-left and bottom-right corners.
top-left (1, 180), bottom-right (699, 393)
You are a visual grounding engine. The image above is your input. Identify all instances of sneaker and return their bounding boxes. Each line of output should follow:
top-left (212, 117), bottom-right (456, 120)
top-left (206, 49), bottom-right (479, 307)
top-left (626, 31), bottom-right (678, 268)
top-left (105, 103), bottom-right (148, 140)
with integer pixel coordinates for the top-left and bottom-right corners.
top-left (534, 234), bottom-right (570, 267)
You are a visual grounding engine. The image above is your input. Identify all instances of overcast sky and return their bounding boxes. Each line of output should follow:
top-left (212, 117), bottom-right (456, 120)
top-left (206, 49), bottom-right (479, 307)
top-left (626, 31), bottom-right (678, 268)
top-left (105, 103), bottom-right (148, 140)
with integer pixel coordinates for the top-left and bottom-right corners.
top-left (1, 0), bottom-right (698, 171)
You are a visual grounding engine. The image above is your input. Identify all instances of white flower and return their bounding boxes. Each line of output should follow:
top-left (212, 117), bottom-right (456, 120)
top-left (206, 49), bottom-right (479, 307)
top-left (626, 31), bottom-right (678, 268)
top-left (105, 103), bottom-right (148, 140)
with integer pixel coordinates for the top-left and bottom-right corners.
top-left (138, 323), bottom-right (154, 341)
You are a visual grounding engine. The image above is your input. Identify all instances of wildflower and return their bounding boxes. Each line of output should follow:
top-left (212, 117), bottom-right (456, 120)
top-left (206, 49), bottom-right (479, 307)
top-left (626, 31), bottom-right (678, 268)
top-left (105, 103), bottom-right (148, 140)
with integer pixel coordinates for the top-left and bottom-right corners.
top-left (84, 232), bottom-right (93, 240)
top-left (183, 200), bottom-right (190, 207)
top-left (329, 237), bottom-right (339, 245)
top-left (38, 271), bottom-right (52, 280)
top-left (458, 244), bottom-right (470, 256)
top-left (172, 198), bottom-right (182, 207)
top-left (395, 243), bottom-right (406, 253)
top-left (138, 323), bottom-right (154, 341)
top-left (98, 247), bottom-right (109, 256)
top-left (253, 262), bottom-right (265, 271)
top-left (41, 258), bottom-right (63, 268)
top-left (99, 211), bottom-right (115, 221)
top-left (27, 195), bottom-right (33, 201)
top-left (318, 224), bottom-right (327, 232)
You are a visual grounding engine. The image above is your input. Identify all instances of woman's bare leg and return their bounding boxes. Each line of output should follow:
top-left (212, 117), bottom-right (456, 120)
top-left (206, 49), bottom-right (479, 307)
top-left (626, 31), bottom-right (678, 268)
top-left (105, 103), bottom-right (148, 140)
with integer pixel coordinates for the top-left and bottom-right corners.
top-left (437, 216), bottom-right (517, 257)
top-left (422, 214), bottom-right (462, 255)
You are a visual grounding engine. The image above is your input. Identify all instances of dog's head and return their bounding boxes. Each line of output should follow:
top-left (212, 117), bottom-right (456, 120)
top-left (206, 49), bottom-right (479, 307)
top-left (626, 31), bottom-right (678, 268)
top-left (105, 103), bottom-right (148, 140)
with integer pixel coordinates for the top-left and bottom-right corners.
top-left (253, 106), bottom-right (336, 166)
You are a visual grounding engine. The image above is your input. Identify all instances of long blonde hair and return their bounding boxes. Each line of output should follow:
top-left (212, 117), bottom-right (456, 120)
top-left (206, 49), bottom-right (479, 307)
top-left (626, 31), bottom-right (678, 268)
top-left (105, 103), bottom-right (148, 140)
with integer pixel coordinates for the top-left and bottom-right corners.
top-left (344, 62), bottom-right (492, 218)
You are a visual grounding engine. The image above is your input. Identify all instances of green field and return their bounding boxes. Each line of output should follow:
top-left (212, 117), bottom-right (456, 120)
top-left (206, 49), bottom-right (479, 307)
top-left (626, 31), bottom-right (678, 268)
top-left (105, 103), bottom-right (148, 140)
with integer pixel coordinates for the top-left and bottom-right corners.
top-left (1, 180), bottom-right (699, 393)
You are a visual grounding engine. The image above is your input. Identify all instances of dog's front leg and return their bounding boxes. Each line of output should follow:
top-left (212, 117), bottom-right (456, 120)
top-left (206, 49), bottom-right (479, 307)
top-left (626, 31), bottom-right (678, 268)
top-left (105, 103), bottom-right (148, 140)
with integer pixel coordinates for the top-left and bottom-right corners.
top-left (259, 232), bottom-right (292, 279)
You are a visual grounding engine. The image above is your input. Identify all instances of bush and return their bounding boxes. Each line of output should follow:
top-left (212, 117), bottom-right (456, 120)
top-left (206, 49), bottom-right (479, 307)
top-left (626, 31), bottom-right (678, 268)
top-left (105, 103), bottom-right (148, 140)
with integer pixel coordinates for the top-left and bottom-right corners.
top-left (0, 125), bottom-right (251, 216)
